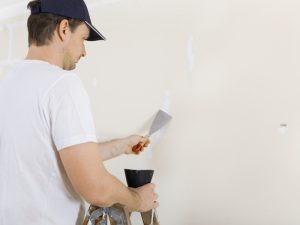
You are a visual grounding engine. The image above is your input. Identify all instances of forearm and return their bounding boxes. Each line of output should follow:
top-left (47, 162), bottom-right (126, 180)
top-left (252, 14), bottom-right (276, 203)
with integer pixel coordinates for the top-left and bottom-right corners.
top-left (98, 138), bottom-right (128, 161)
top-left (93, 171), bottom-right (141, 210)
top-left (98, 135), bottom-right (149, 161)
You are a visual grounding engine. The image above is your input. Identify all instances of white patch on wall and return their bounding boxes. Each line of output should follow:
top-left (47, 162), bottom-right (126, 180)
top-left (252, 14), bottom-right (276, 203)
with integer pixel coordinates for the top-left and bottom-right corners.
top-left (162, 90), bottom-right (170, 113)
top-left (278, 124), bottom-right (288, 135)
top-left (0, 21), bottom-right (25, 67)
top-left (92, 77), bottom-right (98, 87)
top-left (146, 91), bottom-right (171, 158)
top-left (187, 35), bottom-right (195, 73)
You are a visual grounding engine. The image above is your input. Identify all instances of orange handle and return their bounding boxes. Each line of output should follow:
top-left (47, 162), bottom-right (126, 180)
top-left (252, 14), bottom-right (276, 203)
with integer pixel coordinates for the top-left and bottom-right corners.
top-left (132, 138), bottom-right (150, 154)
top-left (132, 142), bottom-right (143, 154)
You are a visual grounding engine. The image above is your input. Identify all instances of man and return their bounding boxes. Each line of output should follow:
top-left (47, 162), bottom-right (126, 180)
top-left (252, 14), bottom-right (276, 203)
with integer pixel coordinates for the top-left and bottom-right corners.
top-left (0, 0), bottom-right (158, 224)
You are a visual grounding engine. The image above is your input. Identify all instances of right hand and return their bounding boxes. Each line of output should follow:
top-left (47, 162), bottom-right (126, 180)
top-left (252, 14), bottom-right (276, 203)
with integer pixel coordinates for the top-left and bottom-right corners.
top-left (131, 183), bottom-right (159, 212)
top-left (126, 135), bottom-right (150, 155)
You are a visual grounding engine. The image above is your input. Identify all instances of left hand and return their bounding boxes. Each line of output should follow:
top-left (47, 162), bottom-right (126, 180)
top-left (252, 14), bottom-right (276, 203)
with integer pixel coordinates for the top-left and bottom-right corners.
top-left (124, 135), bottom-right (150, 154)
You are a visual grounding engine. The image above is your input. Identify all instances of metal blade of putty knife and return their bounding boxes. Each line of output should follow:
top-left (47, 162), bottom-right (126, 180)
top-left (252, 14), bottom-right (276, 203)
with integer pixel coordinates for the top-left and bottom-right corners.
top-left (148, 109), bottom-right (172, 136)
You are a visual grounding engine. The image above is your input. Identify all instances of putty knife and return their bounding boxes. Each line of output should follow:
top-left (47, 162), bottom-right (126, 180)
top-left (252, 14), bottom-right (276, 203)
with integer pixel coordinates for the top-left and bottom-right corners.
top-left (132, 110), bottom-right (172, 153)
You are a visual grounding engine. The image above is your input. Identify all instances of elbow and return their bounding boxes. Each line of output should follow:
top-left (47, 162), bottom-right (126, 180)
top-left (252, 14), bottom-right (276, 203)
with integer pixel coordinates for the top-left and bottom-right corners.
top-left (84, 189), bottom-right (116, 208)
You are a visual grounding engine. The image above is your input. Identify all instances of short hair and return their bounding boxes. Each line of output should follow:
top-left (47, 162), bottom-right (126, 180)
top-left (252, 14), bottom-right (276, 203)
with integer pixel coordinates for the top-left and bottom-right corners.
top-left (27, 0), bottom-right (83, 46)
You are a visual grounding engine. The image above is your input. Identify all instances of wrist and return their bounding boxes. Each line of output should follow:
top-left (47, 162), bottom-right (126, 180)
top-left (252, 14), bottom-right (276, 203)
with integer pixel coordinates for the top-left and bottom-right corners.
top-left (128, 188), bottom-right (142, 212)
top-left (112, 138), bottom-right (129, 155)
top-left (123, 136), bottom-right (134, 154)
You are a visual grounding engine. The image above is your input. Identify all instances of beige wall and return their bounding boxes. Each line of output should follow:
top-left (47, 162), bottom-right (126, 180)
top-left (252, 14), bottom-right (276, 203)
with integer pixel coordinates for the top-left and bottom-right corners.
top-left (2, 0), bottom-right (300, 224)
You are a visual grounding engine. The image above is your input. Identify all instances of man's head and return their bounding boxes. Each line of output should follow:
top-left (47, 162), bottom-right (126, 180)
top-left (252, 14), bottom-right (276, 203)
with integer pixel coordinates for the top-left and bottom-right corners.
top-left (26, 0), bottom-right (105, 70)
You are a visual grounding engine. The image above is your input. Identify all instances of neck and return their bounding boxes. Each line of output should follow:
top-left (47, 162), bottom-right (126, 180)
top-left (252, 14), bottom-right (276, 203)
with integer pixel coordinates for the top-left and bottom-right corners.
top-left (25, 43), bottom-right (64, 69)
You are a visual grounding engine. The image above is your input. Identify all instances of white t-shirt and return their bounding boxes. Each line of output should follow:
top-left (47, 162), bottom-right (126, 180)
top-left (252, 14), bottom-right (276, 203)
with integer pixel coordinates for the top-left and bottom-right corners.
top-left (0, 60), bottom-right (98, 225)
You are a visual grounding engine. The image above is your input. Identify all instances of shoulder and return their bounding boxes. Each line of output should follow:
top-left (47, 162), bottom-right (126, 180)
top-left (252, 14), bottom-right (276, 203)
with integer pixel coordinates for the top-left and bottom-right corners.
top-left (49, 72), bottom-right (84, 93)
top-left (45, 71), bottom-right (89, 106)
top-left (34, 62), bottom-right (87, 103)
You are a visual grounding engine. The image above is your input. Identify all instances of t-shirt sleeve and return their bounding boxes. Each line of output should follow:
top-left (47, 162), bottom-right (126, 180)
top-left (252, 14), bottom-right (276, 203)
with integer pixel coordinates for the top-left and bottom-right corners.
top-left (46, 74), bottom-right (98, 151)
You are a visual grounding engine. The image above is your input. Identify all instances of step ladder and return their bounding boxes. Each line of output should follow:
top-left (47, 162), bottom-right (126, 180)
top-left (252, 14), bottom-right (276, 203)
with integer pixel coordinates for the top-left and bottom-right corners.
top-left (83, 204), bottom-right (159, 225)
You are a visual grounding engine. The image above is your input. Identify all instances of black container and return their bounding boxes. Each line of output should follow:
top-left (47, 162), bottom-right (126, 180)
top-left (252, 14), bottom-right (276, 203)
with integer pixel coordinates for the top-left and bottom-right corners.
top-left (124, 169), bottom-right (154, 188)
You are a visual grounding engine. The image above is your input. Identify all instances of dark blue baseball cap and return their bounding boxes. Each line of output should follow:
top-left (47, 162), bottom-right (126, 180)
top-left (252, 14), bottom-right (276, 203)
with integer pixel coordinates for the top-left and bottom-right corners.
top-left (30, 0), bottom-right (105, 41)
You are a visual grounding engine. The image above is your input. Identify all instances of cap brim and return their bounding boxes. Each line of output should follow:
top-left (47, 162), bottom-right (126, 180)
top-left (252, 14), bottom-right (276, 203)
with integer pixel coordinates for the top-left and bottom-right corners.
top-left (85, 21), bottom-right (106, 41)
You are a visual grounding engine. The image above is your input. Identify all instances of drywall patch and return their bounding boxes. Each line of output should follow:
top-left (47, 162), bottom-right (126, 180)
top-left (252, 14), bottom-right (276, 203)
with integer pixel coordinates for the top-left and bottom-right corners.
top-left (187, 35), bottom-right (195, 73)
top-left (278, 124), bottom-right (288, 135)
top-left (92, 77), bottom-right (98, 87)
top-left (0, 21), bottom-right (25, 64)
top-left (146, 93), bottom-right (172, 158)
top-left (162, 90), bottom-right (171, 113)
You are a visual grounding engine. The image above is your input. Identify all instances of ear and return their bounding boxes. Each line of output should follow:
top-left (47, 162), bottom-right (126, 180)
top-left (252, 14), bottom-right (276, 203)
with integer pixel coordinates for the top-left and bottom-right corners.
top-left (57, 19), bottom-right (71, 42)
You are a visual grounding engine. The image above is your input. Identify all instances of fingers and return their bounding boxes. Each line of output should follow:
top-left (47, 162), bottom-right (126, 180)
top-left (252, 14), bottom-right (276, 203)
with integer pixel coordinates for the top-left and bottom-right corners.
top-left (132, 143), bottom-right (143, 154)
top-left (132, 135), bottom-right (150, 154)
top-left (148, 183), bottom-right (156, 189)
top-left (150, 184), bottom-right (159, 209)
top-left (139, 136), bottom-right (150, 149)
top-left (134, 183), bottom-right (159, 211)
top-left (142, 138), bottom-right (150, 148)
top-left (153, 192), bottom-right (159, 209)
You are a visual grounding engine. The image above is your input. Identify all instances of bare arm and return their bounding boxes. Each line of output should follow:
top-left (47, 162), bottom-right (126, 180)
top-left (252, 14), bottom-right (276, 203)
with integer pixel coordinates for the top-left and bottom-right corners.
top-left (98, 135), bottom-right (149, 161)
top-left (59, 142), bottom-right (157, 211)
